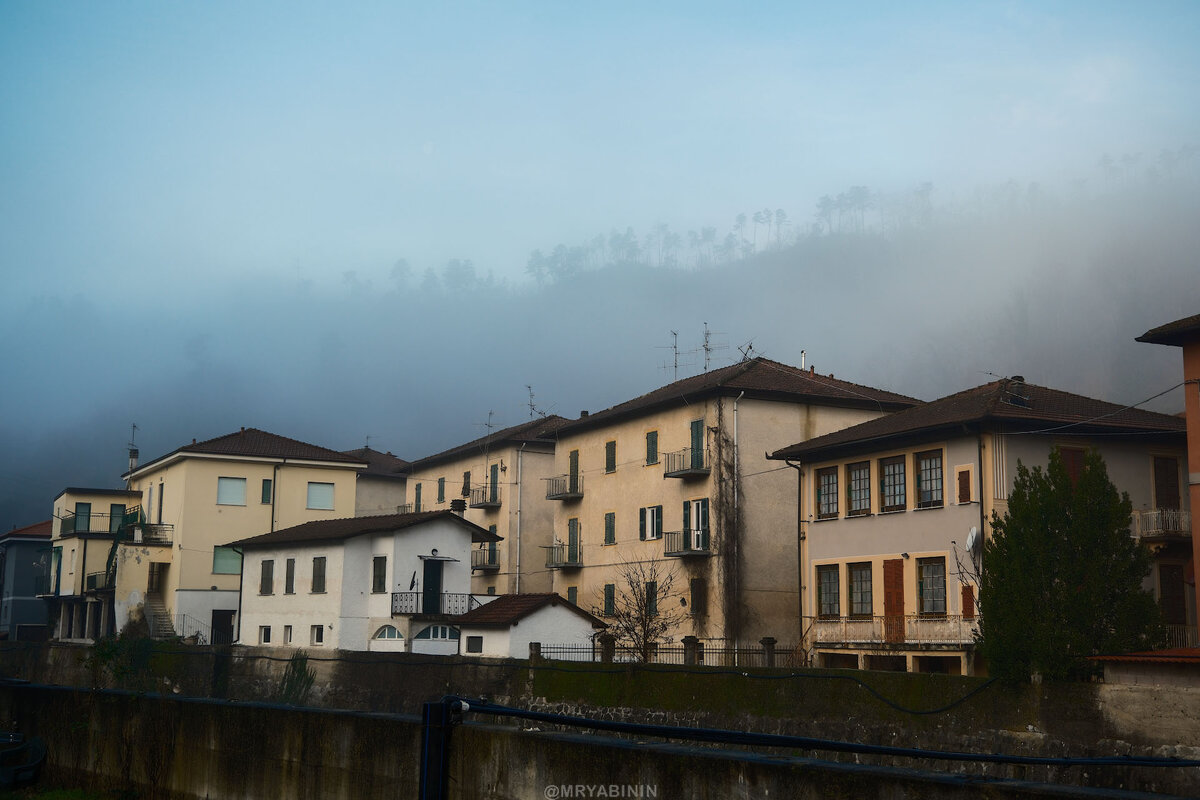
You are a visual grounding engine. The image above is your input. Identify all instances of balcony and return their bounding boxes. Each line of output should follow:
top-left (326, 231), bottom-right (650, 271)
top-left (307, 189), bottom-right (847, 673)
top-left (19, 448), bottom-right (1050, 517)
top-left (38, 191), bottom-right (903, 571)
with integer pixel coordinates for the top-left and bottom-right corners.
top-left (664, 529), bottom-right (712, 557)
top-left (126, 523), bottom-right (174, 546)
top-left (1131, 508), bottom-right (1191, 545)
top-left (546, 474), bottom-right (584, 501)
top-left (809, 614), bottom-right (979, 648)
top-left (471, 546), bottom-right (500, 571)
top-left (663, 448), bottom-right (710, 479)
top-left (85, 571), bottom-right (111, 592)
top-left (390, 592), bottom-right (484, 616)
top-left (59, 512), bottom-right (122, 536)
top-left (396, 503), bottom-right (415, 514)
top-left (469, 485), bottom-right (502, 509)
top-left (545, 536), bottom-right (583, 569)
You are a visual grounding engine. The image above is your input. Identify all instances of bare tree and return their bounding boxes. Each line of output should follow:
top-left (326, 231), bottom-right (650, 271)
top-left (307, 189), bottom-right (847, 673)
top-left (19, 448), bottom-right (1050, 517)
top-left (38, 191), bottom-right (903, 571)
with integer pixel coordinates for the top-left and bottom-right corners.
top-left (600, 557), bottom-right (687, 662)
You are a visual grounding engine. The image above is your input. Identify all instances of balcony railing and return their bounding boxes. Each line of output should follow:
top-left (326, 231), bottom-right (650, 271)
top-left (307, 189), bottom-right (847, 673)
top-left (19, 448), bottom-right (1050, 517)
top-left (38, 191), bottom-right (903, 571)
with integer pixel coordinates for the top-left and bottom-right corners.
top-left (664, 529), bottom-right (712, 557)
top-left (1164, 624), bottom-right (1199, 649)
top-left (471, 546), bottom-right (500, 571)
top-left (545, 536), bottom-right (583, 569)
top-left (1131, 508), bottom-right (1191, 539)
top-left (126, 523), bottom-right (174, 546)
top-left (85, 571), bottom-right (111, 591)
top-left (663, 448), bottom-right (710, 478)
top-left (546, 474), bottom-right (584, 500)
top-left (390, 592), bottom-right (484, 616)
top-left (469, 485), bottom-right (502, 509)
top-left (809, 614), bottom-right (979, 647)
top-left (396, 503), bottom-right (414, 514)
top-left (33, 575), bottom-right (52, 597)
top-left (59, 512), bottom-right (123, 536)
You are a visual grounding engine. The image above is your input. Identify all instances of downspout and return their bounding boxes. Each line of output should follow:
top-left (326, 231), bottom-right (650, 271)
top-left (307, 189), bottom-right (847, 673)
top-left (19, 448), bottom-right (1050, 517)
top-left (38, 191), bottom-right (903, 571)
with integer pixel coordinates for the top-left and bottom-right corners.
top-left (271, 462), bottom-right (281, 532)
top-left (516, 443), bottom-right (527, 594)
top-left (732, 391), bottom-right (745, 648)
top-left (785, 460), bottom-right (804, 648)
top-left (977, 431), bottom-right (987, 600)
top-left (234, 546), bottom-right (244, 644)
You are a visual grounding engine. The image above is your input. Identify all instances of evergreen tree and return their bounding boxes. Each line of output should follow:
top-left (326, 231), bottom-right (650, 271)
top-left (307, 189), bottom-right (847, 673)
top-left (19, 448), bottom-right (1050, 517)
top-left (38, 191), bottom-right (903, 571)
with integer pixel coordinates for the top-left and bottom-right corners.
top-left (978, 447), bottom-right (1160, 681)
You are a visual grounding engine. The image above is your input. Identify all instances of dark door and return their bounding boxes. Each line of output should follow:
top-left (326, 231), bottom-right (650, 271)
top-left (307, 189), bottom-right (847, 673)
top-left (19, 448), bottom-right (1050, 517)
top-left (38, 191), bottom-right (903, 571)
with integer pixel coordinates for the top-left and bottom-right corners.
top-left (883, 559), bottom-right (905, 643)
top-left (1160, 564), bottom-right (1187, 625)
top-left (422, 560), bottom-right (443, 614)
top-left (1153, 457), bottom-right (1181, 509)
top-left (211, 610), bottom-right (235, 645)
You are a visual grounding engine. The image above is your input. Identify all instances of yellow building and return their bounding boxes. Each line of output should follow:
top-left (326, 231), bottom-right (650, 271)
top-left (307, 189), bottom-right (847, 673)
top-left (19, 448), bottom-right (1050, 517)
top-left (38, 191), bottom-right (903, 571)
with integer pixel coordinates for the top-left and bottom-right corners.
top-left (403, 416), bottom-right (570, 595)
top-left (771, 377), bottom-right (1191, 674)
top-left (539, 357), bottom-right (917, 649)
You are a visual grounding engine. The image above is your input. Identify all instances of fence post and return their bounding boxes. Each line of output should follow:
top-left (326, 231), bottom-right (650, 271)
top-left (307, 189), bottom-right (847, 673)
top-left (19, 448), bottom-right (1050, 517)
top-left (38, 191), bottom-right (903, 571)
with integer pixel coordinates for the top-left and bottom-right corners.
top-left (682, 635), bottom-right (699, 665)
top-left (529, 641), bottom-right (542, 663)
top-left (760, 636), bottom-right (777, 668)
top-left (599, 633), bottom-right (615, 663)
top-left (419, 697), bottom-right (462, 800)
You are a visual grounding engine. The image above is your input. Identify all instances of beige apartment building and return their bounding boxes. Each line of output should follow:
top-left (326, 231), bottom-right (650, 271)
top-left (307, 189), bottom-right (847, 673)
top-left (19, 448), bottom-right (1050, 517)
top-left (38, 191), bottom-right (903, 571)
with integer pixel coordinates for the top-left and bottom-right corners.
top-left (403, 416), bottom-right (570, 595)
top-left (771, 377), bottom-right (1191, 675)
top-left (540, 357), bottom-right (918, 649)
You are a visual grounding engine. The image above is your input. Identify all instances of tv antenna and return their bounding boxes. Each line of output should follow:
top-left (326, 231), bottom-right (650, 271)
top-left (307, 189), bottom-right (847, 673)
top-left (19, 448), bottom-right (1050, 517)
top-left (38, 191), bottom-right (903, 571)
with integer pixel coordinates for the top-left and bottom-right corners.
top-left (702, 322), bottom-right (729, 372)
top-left (656, 330), bottom-right (697, 381)
top-left (737, 339), bottom-right (757, 362)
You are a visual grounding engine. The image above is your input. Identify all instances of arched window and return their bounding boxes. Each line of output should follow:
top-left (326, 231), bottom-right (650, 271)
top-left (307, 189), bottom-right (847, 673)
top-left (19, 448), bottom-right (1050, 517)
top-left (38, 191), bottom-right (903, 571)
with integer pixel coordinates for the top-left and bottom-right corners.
top-left (373, 625), bottom-right (403, 640)
top-left (414, 625), bottom-right (459, 640)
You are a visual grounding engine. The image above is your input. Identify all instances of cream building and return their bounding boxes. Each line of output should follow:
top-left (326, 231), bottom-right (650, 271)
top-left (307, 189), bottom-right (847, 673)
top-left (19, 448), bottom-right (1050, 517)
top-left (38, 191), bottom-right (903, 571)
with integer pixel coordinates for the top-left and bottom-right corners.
top-left (771, 377), bottom-right (1191, 675)
top-left (539, 357), bottom-right (917, 649)
top-left (403, 416), bottom-right (570, 596)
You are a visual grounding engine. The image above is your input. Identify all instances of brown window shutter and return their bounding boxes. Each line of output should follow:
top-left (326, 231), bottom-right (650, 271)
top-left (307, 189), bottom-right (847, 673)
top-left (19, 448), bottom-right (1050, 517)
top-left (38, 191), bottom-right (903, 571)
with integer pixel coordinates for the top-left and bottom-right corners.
top-left (957, 469), bottom-right (971, 504)
top-left (961, 584), bottom-right (975, 619)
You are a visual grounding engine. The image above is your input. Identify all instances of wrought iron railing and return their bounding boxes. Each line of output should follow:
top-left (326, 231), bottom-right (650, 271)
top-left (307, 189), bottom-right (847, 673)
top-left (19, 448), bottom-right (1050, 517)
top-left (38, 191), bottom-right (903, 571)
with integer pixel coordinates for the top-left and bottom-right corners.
top-left (1131, 508), bottom-right (1191, 538)
top-left (808, 614), bottom-right (979, 646)
top-left (545, 534), bottom-right (583, 568)
top-left (663, 529), bottom-right (711, 556)
top-left (471, 547), bottom-right (500, 570)
top-left (1164, 624), bottom-right (1198, 649)
top-left (546, 474), bottom-right (584, 500)
top-left (390, 591), bottom-right (483, 616)
top-left (128, 524), bottom-right (174, 546)
top-left (59, 512), bottom-right (122, 535)
top-left (663, 447), bottom-right (710, 477)
top-left (174, 614), bottom-right (212, 644)
top-left (469, 485), bottom-right (502, 508)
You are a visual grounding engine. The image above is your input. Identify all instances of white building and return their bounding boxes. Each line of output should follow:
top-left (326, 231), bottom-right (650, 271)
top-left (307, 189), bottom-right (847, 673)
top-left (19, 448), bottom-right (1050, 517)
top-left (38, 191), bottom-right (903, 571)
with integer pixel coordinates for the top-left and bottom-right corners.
top-left (230, 510), bottom-right (500, 653)
top-left (455, 592), bottom-right (605, 659)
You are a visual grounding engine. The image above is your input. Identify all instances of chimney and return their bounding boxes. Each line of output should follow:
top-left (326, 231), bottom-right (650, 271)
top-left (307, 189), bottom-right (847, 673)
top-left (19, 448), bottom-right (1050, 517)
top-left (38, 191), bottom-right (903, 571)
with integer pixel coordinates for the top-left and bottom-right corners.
top-left (580, 410), bottom-right (589, 418)
top-left (127, 447), bottom-right (139, 477)
top-left (809, 365), bottom-right (815, 375)
top-left (450, 498), bottom-right (466, 516)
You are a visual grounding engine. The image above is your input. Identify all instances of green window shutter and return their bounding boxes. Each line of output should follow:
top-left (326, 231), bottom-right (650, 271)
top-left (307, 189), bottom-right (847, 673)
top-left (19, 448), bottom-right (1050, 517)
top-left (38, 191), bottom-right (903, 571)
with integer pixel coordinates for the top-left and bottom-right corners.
top-left (639, 507), bottom-right (646, 540)
top-left (700, 498), bottom-right (710, 549)
top-left (654, 505), bottom-right (663, 537)
top-left (566, 586), bottom-right (577, 606)
top-left (604, 584), bottom-right (615, 616)
top-left (489, 464), bottom-right (499, 502)
top-left (605, 441), bottom-right (616, 473)
top-left (647, 581), bottom-right (657, 617)
top-left (414, 484), bottom-right (422, 512)
top-left (683, 500), bottom-right (691, 533)
top-left (604, 512), bottom-right (615, 545)
top-left (438, 477), bottom-right (445, 503)
top-left (646, 431), bottom-right (658, 464)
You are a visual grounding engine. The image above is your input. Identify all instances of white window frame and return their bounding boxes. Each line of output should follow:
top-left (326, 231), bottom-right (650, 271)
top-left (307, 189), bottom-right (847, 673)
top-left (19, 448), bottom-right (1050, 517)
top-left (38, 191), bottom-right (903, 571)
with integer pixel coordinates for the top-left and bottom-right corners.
top-left (311, 624), bottom-right (324, 646)
top-left (306, 481), bottom-right (335, 510)
top-left (217, 477), bottom-right (247, 506)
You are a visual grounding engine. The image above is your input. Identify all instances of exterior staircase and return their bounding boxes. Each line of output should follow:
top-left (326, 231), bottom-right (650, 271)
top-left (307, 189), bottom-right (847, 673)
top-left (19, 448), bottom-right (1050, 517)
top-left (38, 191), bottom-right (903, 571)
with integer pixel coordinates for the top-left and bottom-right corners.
top-left (145, 594), bottom-right (176, 640)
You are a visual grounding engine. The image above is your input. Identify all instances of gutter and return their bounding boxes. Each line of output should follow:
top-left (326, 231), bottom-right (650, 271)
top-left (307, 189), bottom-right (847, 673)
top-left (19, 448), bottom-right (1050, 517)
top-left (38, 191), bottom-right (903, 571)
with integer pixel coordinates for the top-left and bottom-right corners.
top-left (234, 546), bottom-right (244, 644)
top-left (516, 443), bottom-right (526, 594)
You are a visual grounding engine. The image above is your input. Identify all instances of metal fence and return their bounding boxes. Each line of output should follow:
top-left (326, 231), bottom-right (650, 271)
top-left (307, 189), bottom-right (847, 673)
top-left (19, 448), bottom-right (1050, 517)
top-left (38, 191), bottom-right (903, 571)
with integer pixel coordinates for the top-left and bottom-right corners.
top-left (391, 591), bottom-right (482, 616)
top-left (539, 639), bottom-right (805, 668)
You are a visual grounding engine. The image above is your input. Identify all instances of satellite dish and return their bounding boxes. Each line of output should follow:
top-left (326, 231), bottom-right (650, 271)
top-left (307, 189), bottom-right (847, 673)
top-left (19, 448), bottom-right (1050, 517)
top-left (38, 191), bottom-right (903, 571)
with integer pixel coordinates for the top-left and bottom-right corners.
top-left (966, 526), bottom-right (980, 555)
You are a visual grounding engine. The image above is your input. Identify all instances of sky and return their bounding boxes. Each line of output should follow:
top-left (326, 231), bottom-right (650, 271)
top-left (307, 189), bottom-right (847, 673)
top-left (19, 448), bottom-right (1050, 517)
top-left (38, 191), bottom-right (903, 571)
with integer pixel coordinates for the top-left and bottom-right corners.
top-left (1, 1), bottom-right (1199, 526)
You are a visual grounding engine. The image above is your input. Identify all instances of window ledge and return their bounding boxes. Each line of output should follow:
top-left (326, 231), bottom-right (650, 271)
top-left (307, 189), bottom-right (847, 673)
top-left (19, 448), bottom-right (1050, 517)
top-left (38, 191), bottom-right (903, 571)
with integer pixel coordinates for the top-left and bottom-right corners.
top-left (878, 508), bottom-right (907, 515)
top-left (914, 504), bottom-right (945, 512)
top-left (846, 512), bottom-right (873, 519)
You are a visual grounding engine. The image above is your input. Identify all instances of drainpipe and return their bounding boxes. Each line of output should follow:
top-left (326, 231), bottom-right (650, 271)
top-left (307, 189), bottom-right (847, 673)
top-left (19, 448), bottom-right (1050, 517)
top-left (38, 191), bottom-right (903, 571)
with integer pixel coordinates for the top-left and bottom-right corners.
top-left (732, 391), bottom-right (745, 648)
top-left (515, 443), bottom-right (526, 594)
top-left (234, 546), bottom-right (244, 644)
top-left (786, 460), bottom-right (805, 648)
top-left (977, 431), bottom-right (987, 585)
top-left (271, 462), bottom-right (281, 532)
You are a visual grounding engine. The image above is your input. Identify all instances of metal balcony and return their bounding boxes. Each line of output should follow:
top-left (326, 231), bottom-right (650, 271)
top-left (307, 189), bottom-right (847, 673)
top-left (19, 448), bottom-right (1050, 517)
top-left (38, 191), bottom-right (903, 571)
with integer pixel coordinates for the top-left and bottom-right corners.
top-left (390, 592), bottom-right (483, 616)
top-left (545, 537), bottom-right (583, 569)
top-left (471, 547), bottom-right (500, 571)
top-left (469, 485), bottom-right (502, 509)
top-left (663, 448), bottom-right (710, 479)
top-left (1131, 508), bottom-right (1191, 541)
top-left (546, 474), bottom-right (584, 501)
top-left (808, 614), bottom-right (979, 647)
top-left (663, 529), bottom-right (712, 557)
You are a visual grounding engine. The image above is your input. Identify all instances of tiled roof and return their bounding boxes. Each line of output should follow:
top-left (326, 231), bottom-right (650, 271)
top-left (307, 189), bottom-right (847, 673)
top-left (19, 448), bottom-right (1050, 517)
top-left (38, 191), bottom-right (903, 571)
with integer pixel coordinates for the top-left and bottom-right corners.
top-left (771, 378), bottom-right (1186, 461)
top-left (556, 357), bottom-right (919, 435)
top-left (407, 415), bottom-right (572, 471)
top-left (341, 447), bottom-right (410, 479)
top-left (1, 520), bottom-right (52, 541)
top-left (454, 592), bottom-right (606, 629)
top-left (1091, 648), bottom-right (1200, 665)
top-left (228, 510), bottom-right (499, 548)
top-left (128, 428), bottom-right (367, 477)
top-left (1136, 313), bottom-right (1200, 347)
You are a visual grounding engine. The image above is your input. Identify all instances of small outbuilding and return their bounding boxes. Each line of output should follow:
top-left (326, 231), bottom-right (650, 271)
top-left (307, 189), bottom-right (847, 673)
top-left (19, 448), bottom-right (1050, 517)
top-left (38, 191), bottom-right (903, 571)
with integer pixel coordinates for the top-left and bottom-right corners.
top-left (454, 592), bottom-right (605, 659)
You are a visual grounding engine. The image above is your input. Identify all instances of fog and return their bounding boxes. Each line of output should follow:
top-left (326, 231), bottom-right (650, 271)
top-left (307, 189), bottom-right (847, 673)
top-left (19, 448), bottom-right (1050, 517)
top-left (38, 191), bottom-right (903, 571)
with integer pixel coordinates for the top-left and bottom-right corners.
top-left (2, 3), bottom-right (1198, 526)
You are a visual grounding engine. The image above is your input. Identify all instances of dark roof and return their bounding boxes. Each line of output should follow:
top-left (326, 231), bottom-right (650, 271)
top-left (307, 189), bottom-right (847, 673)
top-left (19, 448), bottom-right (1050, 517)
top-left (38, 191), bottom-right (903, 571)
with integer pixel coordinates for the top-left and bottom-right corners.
top-left (53, 488), bottom-right (143, 502)
top-left (1137, 313), bottom-right (1200, 347)
top-left (555, 357), bottom-right (919, 435)
top-left (341, 447), bottom-right (410, 480)
top-left (407, 415), bottom-right (571, 471)
top-left (454, 592), bottom-right (606, 629)
top-left (771, 378), bottom-right (1187, 462)
top-left (228, 510), bottom-right (500, 548)
top-left (1091, 648), bottom-right (1200, 665)
top-left (128, 428), bottom-right (367, 477)
top-left (1, 520), bottom-right (52, 541)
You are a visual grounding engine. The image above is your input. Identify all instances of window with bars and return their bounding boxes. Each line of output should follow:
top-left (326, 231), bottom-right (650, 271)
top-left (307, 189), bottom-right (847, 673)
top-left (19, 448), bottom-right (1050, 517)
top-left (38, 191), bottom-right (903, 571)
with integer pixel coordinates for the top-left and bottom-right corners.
top-left (846, 461), bottom-right (870, 516)
top-left (817, 564), bottom-right (840, 618)
top-left (918, 557), bottom-right (946, 615)
top-left (879, 456), bottom-right (906, 512)
top-left (816, 467), bottom-right (839, 519)
top-left (915, 450), bottom-right (944, 509)
top-left (849, 562), bottom-right (872, 617)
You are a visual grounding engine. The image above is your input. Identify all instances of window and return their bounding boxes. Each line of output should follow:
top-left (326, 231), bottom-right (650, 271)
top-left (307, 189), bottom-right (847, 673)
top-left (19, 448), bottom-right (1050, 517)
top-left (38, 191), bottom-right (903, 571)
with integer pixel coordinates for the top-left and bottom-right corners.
top-left (374, 625), bottom-right (403, 639)
top-left (285, 558), bottom-right (295, 594)
top-left (846, 462), bottom-right (870, 516)
top-left (879, 456), bottom-right (906, 512)
top-left (816, 467), bottom-right (839, 519)
top-left (603, 512), bottom-right (616, 545)
top-left (217, 477), bottom-right (246, 506)
top-left (109, 503), bottom-right (125, 533)
top-left (311, 625), bottom-right (324, 645)
top-left (414, 483), bottom-right (422, 512)
top-left (372, 556), bottom-right (387, 593)
top-left (915, 450), bottom-right (943, 509)
top-left (414, 625), bottom-right (460, 640)
top-left (259, 626), bottom-right (271, 644)
top-left (311, 556), bottom-right (326, 593)
top-left (645, 431), bottom-right (658, 465)
top-left (437, 477), bottom-right (446, 503)
top-left (466, 635), bottom-right (483, 653)
top-left (689, 578), bottom-right (708, 618)
top-left (462, 471), bottom-right (472, 498)
top-left (603, 583), bottom-right (615, 616)
top-left (486, 586), bottom-right (496, 595)
top-left (259, 559), bottom-right (274, 595)
top-left (567, 450), bottom-right (580, 492)
top-left (817, 564), bottom-right (840, 618)
top-left (212, 546), bottom-right (242, 574)
top-left (73, 502), bottom-right (91, 532)
top-left (566, 586), bottom-right (577, 605)
top-left (849, 563), bottom-right (872, 617)
top-left (956, 466), bottom-right (973, 504)
top-left (639, 505), bottom-right (663, 540)
top-left (488, 464), bottom-right (499, 503)
top-left (1059, 446), bottom-right (1085, 486)
top-left (156, 484), bottom-right (164, 523)
top-left (605, 441), bottom-right (617, 473)
top-left (261, 479), bottom-right (273, 504)
top-left (1153, 456), bottom-right (1181, 509)
top-left (684, 498), bottom-right (709, 550)
top-left (306, 482), bottom-right (334, 510)
top-left (918, 557), bottom-right (946, 615)
top-left (283, 625), bottom-right (292, 645)
top-left (646, 581), bottom-right (657, 617)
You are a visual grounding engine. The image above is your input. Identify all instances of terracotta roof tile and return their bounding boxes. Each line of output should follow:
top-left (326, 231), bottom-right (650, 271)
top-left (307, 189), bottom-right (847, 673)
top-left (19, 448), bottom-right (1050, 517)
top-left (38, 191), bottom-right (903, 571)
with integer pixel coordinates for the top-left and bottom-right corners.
top-left (228, 510), bottom-right (499, 548)
top-left (129, 428), bottom-right (367, 477)
top-left (407, 415), bottom-right (572, 470)
top-left (341, 447), bottom-right (410, 479)
top-left (1, 520), bottom-right (52, 540)
top-left (1092, 647), bottom-right (1200, 664)
top-left (454, 592), bottom-right (605, 628)
top-left (1137, 313), bottom-right (1200, 347)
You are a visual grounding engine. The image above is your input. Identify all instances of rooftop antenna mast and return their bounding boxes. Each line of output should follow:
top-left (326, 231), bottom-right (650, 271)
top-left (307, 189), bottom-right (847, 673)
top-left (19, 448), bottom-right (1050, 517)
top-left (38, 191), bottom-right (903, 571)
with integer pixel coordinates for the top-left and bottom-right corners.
top-left (702, 322), bottom-right (729, 372)
top-left (126, 423), bottom-right (139, 489)
top-left (656, 330), bottom-right (697, 381)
